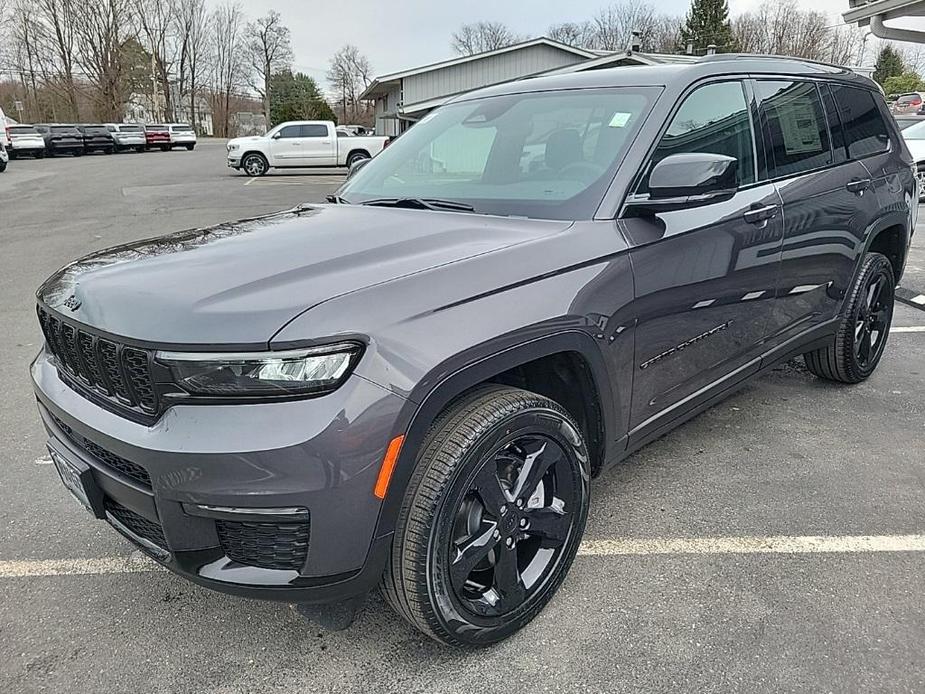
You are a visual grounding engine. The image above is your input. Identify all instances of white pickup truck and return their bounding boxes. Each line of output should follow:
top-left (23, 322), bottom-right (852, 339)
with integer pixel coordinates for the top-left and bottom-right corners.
top-left (226, 121), bottom-right (388, 176)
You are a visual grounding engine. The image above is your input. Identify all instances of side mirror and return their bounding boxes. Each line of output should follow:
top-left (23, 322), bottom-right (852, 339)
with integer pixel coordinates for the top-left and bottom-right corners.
top-left (625, 152), bottom-right (738, 215)
top-left (271, 131), bottom-right (282, 140)
top-left (346, 157), bottom-right (370, 180)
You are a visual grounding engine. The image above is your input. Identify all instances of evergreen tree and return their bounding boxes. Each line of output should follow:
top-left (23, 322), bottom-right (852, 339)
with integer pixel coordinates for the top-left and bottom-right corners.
top-left (268, 71), bottom-right (336, 126)
top-left (873, 45), bottom-right (906, 89)
top-left (679, 0), bottom-right (736, 55)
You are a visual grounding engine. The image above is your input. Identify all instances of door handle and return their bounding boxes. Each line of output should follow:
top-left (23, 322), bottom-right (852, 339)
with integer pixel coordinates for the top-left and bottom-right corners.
top-left (743, 204), bottom-right (779, 224)
top-left (846, 178), bottom-right (871, 195)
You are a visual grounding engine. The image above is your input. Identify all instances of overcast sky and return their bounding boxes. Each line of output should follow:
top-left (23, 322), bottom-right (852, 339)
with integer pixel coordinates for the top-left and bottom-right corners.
top-left (233, 0), bottom-right (885, 85)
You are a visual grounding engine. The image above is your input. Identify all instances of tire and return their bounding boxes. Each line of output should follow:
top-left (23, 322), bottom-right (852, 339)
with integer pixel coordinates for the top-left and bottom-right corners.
top-left (346, 151), bottom-right (370, 168)
top-left (186, 144), bottom-right (195, 151)
top-left (241, 152), bottom-right (269, 177)
top-left (803, 252), bottom-right (895, 384)
top-left (7, 151), bottom-right (16, 160)
top-left (160, 145), bottom-right (169, 152)
top-left (0, 161), bottom-right (6, 173)
top-left (381, 385), bottom-right (591, 646)
top-left (104, 147), bottom-right (113, 155)
top-left (73, 149), bottom-right (83, 157)
top-left (36, 150), bottom-right (46, 159)
top-left (136, 146), bottom-right (145, 154)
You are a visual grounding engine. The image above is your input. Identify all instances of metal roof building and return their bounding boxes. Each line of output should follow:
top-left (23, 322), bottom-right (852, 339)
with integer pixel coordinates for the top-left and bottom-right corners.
top-left (360, 37), bottom-right (697, 136)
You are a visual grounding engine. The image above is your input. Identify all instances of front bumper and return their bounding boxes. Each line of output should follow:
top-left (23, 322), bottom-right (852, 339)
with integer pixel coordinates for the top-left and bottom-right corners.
top-left (227, 154), bottom-right (241, 168)
top-left (32, 350), bottom-right (405, 603)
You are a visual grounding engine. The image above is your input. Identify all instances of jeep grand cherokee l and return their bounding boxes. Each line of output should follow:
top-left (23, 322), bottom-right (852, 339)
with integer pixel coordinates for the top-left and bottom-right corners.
top-left (32, 56), bottom-right (914, 646)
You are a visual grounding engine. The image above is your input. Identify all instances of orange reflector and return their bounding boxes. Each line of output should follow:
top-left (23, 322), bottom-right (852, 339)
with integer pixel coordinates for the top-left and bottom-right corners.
top-left (373, 435), bottom-right (405, 499)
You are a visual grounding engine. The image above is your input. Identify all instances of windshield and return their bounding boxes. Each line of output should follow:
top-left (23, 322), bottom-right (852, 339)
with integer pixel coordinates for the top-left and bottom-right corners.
top-left (340, 87), bottom-right (659, 220)
top-left (903, 120), bottom-right (925, 140)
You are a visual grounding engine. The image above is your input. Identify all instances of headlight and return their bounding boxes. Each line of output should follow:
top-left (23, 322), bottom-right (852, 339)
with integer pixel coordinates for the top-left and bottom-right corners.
top-left (227, 143), bottom-right (239, 152)
top-left (155, 343), bottom-right (361, 397)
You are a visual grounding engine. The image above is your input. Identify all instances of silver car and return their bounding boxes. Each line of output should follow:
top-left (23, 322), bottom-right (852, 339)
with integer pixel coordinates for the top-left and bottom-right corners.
top-left (105, 123), bottom-right (146, 153)
top-left (0, 140), bottom-right (8, 172)
top-left (166, 123), bottom-right (197, 150)
top-left (5, 125), bottom-right (46, 158)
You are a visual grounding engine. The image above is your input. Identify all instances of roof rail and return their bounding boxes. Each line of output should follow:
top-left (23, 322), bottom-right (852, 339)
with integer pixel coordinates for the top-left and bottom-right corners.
top-left (696, 53), bottom-right (848, 72)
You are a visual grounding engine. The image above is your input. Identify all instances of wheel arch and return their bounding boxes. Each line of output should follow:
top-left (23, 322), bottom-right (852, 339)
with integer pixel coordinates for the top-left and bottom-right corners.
top-left (865, 215), bottom-right (910, 283)
top-left (373, 330), bottom-right (616, 539)
top-left (346, 148), bottom-right (371, 163)
top-left (241, 149), bottom-right (270, 166)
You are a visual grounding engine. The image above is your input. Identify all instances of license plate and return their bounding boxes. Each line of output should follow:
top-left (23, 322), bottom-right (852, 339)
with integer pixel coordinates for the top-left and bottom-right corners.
top-left (49, 447), bottom-right (104, 517)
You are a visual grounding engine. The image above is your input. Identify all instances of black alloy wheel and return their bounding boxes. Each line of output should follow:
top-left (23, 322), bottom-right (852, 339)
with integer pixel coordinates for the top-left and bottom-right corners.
top-left (804, 252), bottom-right (895, 383)
top-left (382, 386), bottom-right (590, 646)
top-left (448, 433), bottom-right (580, 618)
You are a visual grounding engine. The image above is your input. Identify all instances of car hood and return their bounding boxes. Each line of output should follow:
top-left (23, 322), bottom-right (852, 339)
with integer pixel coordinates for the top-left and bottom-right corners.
top-left (228, 135), bottom-right (265, 146)
top-left (38, 205), bottom-right (571, 346)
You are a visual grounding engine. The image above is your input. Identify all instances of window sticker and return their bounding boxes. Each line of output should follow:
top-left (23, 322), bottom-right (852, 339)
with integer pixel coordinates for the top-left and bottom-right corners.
top-left (608, 112), bottom-right (632, 128)
top-left (775, 101), bottom-right (822, 155)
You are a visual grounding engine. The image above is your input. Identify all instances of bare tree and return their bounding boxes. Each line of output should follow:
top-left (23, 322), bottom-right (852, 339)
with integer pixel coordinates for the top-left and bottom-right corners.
top-left (591, 1), bottom-right (655, 51)
top-left (732, 0), bottom-right (851, 62)
top-left (245, 9), bottom-right (293, 120)
top-left (35, 0), bottom-right (80, 119)
top-left (451, 21), bottom-right (522, 55)
top-left (174, 0), bottom-right (209, 128)
top-left (136, 0), bottom-right (176, 121)
top-left (207, 2), bottom-right (247, 136)
top-left (72, 0), bottom-right (136, 120)
top-left (326, 44), bottom-right (373, 123)
top-left (547, 21), bottom-right (597, 48)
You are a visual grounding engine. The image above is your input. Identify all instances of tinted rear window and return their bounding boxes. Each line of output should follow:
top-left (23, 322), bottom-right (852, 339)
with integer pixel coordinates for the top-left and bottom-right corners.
top-left (81, 126), bottom-right (108, 133)
top-left (828, 85), bottom-right (890, 159)
top-left (897, 95), bottom-right (921, 105)
top-left (120, 125), bottom-right (144, 132)
top-left (756, 80), bottom-right (831, 178)
top-left (9, 126), bottom-right (38, 134)
top-left (171, 125), bottom-right (193, 132)
top-left (147, 125), bottom-right (168, 132)
top-left (51, 126), bottom-right (77, 133)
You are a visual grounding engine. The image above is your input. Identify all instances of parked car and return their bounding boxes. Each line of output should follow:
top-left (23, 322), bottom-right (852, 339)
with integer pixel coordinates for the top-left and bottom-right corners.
top-left (901, 118), bottom-right (925, 199)
top-left (76, 124), bottom-right (115, 154)
top-left (892, 92), bottom-right (924, 114)
top-left (144, 124), bottom-right (171, 151)
top-left (5, 125), bottom-right (46, 158)
top-left (165, 123), bottom-right (197, 150)
top-left (34, 124), bottom-right (84, 157)
top-left (226, 120), bottom-right (388, 175)
top-left (0, 139), bottom-right (8, 172)
top-left (894, 114), bottom-right (925, 130)
top-left (31, 57), bottom-right (914, 647)
top-left (105, 123), bottom-right (146, 153)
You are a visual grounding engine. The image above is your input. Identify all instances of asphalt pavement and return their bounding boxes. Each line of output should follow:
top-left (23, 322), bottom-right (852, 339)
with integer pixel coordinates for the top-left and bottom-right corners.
top-left (0, 143), bottom-right (923, 693)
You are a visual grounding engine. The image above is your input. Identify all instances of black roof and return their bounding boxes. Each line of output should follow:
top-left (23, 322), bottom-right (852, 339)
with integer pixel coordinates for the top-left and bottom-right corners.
top-left (453, 55), bottom-right (877, 104)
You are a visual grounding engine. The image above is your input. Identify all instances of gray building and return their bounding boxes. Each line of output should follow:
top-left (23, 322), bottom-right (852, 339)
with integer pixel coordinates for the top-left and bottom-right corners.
top-left (360, 37), bottom-right (697, 136)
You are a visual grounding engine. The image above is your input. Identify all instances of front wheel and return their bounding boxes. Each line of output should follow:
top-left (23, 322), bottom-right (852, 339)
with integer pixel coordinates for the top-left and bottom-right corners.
top-left (381, 385), bottom-right (590, 646)
top-left (242, 153), bottom-right (269, 177)
top-left (804, 252), bottom-right (895, 383)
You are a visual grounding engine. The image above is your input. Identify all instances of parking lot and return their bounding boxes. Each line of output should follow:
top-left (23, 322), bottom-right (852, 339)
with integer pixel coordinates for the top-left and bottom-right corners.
top-left (1, 142), bottom-right (924, 693)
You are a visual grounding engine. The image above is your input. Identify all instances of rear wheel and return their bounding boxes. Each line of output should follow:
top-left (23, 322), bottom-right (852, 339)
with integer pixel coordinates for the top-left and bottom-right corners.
top-left (346, 151), bottom-right (370, 168)
top-left (381, 386), bottom-right (590, 646)
top-left (35, 150), bottom-right (45, 159)
top-left (73, 149), bottom-right (83, 157)
top-left (136, 146), bottom-right (145, 153)
top-left (804, 252), bottom-right (895, 383)
top-left (186, 144), bottom-right (195, 151)
top-left (160, 145), bottom-right (169, 152)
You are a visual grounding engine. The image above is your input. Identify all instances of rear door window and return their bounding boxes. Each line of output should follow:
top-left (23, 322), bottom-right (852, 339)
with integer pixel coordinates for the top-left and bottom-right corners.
top-left (641, 80), bottom-right (756, 191)
top-left (755, 80), bottom-right (832, 178)
top-left (827, 84), bottom-right (890, 159)
top-left (301, 124), bottom-right (329, 137)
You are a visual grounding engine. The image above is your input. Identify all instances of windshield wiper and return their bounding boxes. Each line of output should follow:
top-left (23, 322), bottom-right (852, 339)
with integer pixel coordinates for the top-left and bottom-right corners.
top-left (358, 197), bottom-right (475, 212)
top-left (325, 194), bottom-right (349, 204)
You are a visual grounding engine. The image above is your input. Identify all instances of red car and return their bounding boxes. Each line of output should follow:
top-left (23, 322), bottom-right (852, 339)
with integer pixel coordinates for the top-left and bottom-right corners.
top-left (144, 124), bottom-right (171, 151)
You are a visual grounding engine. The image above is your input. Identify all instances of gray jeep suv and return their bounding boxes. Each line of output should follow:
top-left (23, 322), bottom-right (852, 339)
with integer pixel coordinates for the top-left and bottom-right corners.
top-left (32, 56), bottom-right (915, 646)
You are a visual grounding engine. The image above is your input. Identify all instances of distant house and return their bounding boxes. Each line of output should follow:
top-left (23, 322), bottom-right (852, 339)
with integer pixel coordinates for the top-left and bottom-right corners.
top-left (359, 37), bottom-right (698, 136)
top-left (123, 89), bottom-right (214, 135)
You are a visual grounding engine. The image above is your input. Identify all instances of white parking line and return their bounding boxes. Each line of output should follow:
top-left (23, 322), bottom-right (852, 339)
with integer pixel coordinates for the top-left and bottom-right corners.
top-left (892, 326), bottom-right (925, 333)
top-left (577, 535), bottom-right (925, 556)
top-left (2, 535), bottom-right (924, 578)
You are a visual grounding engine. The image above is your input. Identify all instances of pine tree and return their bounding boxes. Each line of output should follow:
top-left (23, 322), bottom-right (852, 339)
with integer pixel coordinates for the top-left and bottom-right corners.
top-left (873, 45), bottom-right (906, 89)
top-left (679, 0), bottom-right (736, 55)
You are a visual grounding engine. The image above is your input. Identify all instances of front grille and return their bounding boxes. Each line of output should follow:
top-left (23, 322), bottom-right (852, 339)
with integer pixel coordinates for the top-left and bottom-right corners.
top-left (216, 519), bottom-right (311, 572)
top-left (105, 500), bottom-right (167, 551)
top-left (50, 413), bottom-right (152, 488)
top-left (38, 307), bottom-right (158, 416)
